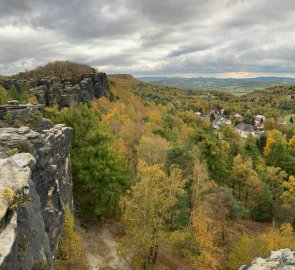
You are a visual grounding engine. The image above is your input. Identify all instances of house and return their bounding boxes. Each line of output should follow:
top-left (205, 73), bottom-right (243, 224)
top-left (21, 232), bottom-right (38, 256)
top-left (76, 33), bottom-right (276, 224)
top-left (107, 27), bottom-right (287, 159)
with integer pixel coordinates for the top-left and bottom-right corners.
top-left (195, 112), bottom-right (202, 117)
top-left (212, 116), bottom-right (231, 129)
top-left (255, 115), bottom-right (266, 123)
top-left (236, 123), bottom-right (255, 138)
top-left (277, 119), bottom-right (287, 125)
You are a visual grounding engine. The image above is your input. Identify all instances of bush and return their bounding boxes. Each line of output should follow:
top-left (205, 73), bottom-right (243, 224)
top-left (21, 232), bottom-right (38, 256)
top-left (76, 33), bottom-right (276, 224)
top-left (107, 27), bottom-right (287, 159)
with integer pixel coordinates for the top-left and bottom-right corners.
top-left (4, 112), bottom-right (14, 125)
top-left (228, 223), bottom-right (295, 270)
top-left (6, 148), bottom-right (19, 156)
top-left (56, 206), bottom-right (89, 270)
top-left (26, 110), bottom-right (43, 123)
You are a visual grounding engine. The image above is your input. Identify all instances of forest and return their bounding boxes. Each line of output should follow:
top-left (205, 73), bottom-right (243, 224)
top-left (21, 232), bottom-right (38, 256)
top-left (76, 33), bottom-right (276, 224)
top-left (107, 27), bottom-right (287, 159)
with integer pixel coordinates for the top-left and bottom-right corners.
top-left (1, 66), bottom-right (295, 269)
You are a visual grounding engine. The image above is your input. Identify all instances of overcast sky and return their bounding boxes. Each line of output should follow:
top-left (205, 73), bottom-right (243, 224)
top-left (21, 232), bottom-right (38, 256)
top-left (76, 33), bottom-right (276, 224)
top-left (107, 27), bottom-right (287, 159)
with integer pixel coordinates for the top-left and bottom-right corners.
top-left (1, 0), bottom-right (295, 77)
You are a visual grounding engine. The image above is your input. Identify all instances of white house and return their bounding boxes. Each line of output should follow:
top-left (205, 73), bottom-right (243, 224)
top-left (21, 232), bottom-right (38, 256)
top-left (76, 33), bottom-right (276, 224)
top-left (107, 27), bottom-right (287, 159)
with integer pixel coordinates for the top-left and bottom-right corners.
top-left (236, 123), bottom-right (255, 138)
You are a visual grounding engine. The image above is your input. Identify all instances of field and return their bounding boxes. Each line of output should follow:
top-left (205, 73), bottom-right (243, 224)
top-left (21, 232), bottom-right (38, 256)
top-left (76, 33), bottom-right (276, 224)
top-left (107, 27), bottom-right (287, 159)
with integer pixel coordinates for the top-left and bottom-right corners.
top-left (285, 114), bottom-right (295, 121)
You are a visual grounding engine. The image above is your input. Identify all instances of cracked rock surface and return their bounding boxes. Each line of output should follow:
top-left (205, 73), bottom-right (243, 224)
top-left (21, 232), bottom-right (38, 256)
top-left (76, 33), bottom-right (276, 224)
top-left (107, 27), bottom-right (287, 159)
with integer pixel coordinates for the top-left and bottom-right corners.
top-left (0, 121), bottom-right (73, 270)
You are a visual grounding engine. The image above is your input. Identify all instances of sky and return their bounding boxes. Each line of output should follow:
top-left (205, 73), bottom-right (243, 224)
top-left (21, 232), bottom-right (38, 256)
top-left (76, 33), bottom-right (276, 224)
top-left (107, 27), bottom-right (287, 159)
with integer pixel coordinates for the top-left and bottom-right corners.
top-left (1, 0), bottom-right (295, 78)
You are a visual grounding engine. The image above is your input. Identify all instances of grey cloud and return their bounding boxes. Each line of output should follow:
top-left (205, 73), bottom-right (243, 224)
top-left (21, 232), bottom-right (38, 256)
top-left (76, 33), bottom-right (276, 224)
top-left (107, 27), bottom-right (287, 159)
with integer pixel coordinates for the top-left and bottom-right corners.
top-left (1, 0), bottom-right (295, 76)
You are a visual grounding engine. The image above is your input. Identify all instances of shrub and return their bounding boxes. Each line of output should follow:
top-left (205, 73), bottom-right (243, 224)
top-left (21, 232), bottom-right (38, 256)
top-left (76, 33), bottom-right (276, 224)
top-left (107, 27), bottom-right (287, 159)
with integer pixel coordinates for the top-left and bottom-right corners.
top-left (26, 110), bottom-right (43, 123)
top-left (228, 223), bottom-right (295, 269)
top-left (6, 148), bottom-right (19, 156)
top-left (4, 112), bottom-right (14, 125)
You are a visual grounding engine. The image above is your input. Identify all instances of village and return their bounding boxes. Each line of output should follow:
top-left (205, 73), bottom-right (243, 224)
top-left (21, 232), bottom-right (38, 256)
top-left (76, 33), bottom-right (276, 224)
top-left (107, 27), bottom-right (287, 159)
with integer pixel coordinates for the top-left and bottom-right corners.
top-left (195, 108), bottom-right (294, 139)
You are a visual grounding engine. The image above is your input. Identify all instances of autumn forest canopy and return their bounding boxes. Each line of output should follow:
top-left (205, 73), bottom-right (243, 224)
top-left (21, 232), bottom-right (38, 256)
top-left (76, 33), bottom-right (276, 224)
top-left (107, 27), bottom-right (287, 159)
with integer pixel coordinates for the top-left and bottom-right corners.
top-left (1, 61), bottom-right (295, 269)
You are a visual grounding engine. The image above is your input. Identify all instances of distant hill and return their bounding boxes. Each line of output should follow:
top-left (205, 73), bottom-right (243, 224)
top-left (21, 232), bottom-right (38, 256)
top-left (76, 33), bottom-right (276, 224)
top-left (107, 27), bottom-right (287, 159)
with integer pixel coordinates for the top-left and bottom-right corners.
top-left (138, 76), bottom-right (295, 96)
top-left (8, 61), bottom-right (96, 80)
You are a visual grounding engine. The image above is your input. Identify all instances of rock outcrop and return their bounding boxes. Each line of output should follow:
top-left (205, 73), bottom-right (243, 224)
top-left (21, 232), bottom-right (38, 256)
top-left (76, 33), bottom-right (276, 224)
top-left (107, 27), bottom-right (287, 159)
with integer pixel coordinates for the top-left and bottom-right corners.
top-left (0, 100), bottom-right (44, 120)
top-left (0, 72), bottom-right (109, 107)
top-left (0, 122), bottom-right (73, 270)
top-left (239, 249), bottom-right (295, 270)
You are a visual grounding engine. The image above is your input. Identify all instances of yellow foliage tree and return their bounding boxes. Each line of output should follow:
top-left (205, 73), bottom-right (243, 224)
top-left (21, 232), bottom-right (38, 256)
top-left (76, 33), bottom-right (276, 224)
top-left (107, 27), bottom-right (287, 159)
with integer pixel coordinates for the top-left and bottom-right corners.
top-left (264, 129), bottom-right (286, 156)
top-left (282, 175), bottom-right (295, 210)
top-left (56, 206), bottom-right (89, 270)
top-left (119, 161), bottom-right (184, 270)
top-left (229, 154), bottom-right (262, 207)
top-left (192, 204), bottom-right (222, 270)
top-left (137, 134), bottom-right (170, 167)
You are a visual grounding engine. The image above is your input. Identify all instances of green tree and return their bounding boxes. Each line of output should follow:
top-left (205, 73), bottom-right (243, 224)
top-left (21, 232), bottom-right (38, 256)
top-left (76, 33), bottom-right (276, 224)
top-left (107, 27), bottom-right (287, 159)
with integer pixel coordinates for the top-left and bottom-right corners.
top-left (9, 85), bottom-right (20, 101)
top-left (50, 104), bottom-right (131, 219)
top-left (72, 129), bottom-right (131, 218)
top-left (0, 86), bottom-right (9, 105)
top-left (166, 146), bottom-right (193, 176)
top-left (266, 142), bottom-right (295, 175)
top-left (20, 81), bottom-right (31, 103)
top-left (251, 186), bottom-right (273, 222)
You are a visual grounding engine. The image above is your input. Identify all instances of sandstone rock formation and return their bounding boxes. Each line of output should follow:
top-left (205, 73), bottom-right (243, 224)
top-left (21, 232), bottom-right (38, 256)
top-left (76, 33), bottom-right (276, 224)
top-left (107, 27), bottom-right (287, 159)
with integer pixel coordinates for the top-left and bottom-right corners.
top-left (0, 122), bottom-right (73, 270)
top-left (239, 249), bottom-right (295, 270)
top-left (0, 72), bottom-right (109, 107)
top-left (0, 100), bottom-right (44, 120)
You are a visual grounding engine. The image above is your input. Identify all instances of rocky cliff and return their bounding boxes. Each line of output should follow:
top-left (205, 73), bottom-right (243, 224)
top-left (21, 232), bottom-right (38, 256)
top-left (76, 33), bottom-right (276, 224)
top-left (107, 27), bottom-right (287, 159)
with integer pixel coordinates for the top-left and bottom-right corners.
top-left (0, 72), bottom-right (109, 107)
top-left (239, 249), bottom-right (295, 270)
top-left (0, 121), bottom-right (73, 269)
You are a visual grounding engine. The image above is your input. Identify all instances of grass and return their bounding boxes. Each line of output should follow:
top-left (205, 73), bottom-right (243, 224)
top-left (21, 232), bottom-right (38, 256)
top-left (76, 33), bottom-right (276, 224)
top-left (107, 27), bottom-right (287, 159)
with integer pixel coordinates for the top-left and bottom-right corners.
top-left (284, 114), bottom-right (295, 121)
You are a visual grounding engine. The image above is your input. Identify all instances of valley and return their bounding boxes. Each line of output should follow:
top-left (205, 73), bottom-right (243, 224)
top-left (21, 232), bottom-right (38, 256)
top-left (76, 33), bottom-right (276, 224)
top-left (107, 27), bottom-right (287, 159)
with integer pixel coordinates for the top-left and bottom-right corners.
top-left (0, 61), bottom-right (295, 270)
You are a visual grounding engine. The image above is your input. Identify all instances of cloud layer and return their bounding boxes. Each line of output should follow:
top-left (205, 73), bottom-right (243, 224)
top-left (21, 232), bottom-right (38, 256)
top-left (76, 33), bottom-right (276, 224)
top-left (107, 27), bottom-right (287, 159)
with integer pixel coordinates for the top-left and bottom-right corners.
top-left (1, 0), bottom-right (295, 77)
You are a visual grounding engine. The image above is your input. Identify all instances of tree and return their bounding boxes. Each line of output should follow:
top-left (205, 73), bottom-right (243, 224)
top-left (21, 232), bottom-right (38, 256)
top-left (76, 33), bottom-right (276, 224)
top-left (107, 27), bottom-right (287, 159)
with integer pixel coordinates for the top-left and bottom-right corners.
top-left (56, 206), bottom-right (89, 270)
top-left (192, 203), bottom-right (223, 270)
top-left (251, 186), bottom-right (273, 222)
top-left (221, 125), bottom-right (239, 141)
top-left (282, 176), bottom-right (295, 211)
top-left (20, 81), bottom-right (31, 103)
top-left (266, 142), bottom-right (295, 175)
top-left (188, 158), bottom-right (214, 216)
top-left (198, 135), bottom-right (228, 183)
top-left (265, 167), bottom-right (287, 198)
top-left (9, 85), bottom-right (20, 101)
top-left (243, 135), bottom-right (262, 168)
top-left (256, 134), bottom-right (266, 153)
top-left (119, 161), bottom-right (184, 269)
top-left (50, 104), bottom-right (131, 219)
top-left (166, 146), bottom-right (193, 176)
top-left (288, 135), bottom-right (295, 156)
top-left (0, 86), bottom-right (9, 105)
top-left (229, 154), bottom-right (262, 208)
top-left (210, 113), bottom-right (215, 122)
top-left (137, 134), bottom-right (170, 167)
top-left (264, 118), bottom-right (278, 131)
top-left (72, 129), bottom-right (131, 218)
top-left (264, 129), bottom-right (286, 156)
top-left (290, 116), bottom-right (294, 123)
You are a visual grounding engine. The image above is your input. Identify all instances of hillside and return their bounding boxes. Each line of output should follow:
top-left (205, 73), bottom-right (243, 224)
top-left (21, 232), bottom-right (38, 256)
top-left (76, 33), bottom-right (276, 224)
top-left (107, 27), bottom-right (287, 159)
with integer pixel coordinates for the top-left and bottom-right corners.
top-left (8, 61), bottom-right (96, 80)
top-left (139, 76), bottom-right (295, 96)
top-left (0, 65), bottom-right (295, 270)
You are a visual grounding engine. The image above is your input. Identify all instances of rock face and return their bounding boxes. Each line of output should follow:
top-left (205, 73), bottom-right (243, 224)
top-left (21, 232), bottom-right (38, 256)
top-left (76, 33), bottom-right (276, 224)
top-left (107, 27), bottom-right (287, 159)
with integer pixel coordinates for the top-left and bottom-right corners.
top-left (239, 249), bottom-right (295, 270)
top-left (0, 100), bottom-right (44, 120)
top-left (0, 72), bottom-right (109, 107)
top-left (0, 122), bottom-right (73, 270)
